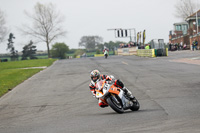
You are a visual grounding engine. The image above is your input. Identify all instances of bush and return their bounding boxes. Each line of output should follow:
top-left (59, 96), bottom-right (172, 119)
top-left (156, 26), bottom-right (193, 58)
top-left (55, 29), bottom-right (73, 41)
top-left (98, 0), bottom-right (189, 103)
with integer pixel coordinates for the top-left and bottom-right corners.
top-left (51, 42), bottom-right (69, 59)
top-left (96, 49), bottom-right (100, 54)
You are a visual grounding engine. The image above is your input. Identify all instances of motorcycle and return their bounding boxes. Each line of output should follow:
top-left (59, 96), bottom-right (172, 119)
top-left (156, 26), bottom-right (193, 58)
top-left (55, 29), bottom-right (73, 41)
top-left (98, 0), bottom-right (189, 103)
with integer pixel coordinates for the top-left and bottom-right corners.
top-left (95, 80), bottom-right (140, 113)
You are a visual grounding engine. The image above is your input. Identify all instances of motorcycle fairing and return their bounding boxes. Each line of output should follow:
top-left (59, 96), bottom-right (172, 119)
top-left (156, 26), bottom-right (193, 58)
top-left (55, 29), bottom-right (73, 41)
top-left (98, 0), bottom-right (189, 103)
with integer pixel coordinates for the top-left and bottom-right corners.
top-left (108, 85), bottom-right (120, 95)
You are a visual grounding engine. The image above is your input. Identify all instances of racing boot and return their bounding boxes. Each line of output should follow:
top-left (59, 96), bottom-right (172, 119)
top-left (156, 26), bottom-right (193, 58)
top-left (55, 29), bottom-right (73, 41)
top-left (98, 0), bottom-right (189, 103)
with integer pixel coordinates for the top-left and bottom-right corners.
top-left (122, 87), bottom-right (135, 100)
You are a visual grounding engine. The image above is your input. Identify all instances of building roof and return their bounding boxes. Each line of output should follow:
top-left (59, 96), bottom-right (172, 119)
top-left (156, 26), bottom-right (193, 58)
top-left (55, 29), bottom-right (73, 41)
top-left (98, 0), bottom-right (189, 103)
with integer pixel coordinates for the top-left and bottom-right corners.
top-left (173, 22), bottom-right (188, 25)
top-left (186, 9), bottom-right (200, 21)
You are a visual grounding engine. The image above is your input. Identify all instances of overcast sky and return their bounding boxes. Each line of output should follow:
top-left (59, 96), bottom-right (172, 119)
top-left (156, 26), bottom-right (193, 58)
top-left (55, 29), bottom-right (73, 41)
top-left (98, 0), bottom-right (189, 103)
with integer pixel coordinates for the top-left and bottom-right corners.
top-left (0, 0), bottom-right (184, 53)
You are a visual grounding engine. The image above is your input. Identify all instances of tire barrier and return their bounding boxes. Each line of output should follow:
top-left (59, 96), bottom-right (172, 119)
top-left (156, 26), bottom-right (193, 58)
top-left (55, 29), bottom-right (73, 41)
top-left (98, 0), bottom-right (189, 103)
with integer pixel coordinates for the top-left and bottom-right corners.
top-left (155, 48), bottom-right (168, 56)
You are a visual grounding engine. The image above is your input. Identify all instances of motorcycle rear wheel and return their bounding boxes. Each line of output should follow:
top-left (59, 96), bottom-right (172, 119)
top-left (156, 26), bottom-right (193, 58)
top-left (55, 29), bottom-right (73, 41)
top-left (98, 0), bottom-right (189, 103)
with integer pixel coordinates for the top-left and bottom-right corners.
top-left (106, 95), bottom-right (124, 114)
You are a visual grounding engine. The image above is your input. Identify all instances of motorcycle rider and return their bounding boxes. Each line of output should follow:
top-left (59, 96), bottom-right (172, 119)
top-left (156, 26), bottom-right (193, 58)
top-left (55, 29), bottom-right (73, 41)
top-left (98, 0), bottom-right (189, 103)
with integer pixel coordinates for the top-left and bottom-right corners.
top-left (104, 49), bottom-right (108, 56)
top-left (89, 69), bottom-right (135, 108)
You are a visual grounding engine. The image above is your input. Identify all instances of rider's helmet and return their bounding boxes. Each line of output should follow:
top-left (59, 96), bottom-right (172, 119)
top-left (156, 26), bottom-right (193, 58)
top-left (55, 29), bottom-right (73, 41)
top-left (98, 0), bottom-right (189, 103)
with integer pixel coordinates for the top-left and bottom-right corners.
top-left (90, 70), bottom-right (100, 82)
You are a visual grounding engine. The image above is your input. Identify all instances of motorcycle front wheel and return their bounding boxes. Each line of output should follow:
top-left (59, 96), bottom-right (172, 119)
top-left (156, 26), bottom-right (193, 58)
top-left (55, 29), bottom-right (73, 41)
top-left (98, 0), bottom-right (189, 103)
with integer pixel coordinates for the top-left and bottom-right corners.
top-left (104, 54), bottom-right (108, 59)
top-left (130, 98), bottom-right (140, 111)
top-left (106, 95), bottom-right (124, 114)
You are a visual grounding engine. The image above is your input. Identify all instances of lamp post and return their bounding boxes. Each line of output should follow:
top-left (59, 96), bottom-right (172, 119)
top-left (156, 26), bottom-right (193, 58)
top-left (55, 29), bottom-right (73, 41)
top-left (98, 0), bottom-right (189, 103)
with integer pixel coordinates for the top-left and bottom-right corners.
top-left (196, 11), bottom-right (198, 34)
top-left (196, 0), bottom-right (199, 34)
top-left (196, 0), bottom-right (199, 49)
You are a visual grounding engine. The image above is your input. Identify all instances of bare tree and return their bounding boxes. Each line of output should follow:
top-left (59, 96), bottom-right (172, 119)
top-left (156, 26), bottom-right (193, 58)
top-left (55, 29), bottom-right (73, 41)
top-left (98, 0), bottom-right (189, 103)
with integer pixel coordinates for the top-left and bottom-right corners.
top-left (79, 36), bottom-right (103, 50)
top-left (175, 0), bottom-right (199, 20)
top-left (22, 2), bottom-right (66, 58)
top-left (0, 9), bottom-right (8, 43)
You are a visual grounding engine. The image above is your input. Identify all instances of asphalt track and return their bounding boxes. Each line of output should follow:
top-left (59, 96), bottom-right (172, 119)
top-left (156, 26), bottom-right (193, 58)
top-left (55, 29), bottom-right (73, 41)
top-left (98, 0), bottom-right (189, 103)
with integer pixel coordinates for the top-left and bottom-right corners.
top-left (0, 51), bottom-right (200, 133)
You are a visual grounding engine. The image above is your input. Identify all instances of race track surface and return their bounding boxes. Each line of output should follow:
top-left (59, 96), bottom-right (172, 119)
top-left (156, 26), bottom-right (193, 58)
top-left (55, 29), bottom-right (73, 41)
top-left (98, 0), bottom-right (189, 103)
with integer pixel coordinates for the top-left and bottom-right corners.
top-left (0, 50), bottom-right (200, 133)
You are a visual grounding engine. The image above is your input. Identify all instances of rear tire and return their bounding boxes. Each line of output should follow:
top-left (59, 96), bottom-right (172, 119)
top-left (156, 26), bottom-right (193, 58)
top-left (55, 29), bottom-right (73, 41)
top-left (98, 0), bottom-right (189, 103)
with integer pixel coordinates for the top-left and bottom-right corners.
top-left (106, 95), bottom-right (124, 114)
top-left (130, 99), bottom-right (140, 111)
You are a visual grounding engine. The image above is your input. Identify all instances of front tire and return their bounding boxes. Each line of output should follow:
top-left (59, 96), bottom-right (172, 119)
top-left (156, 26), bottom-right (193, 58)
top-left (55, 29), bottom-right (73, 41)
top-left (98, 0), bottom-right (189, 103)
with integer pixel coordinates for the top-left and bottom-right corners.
top-left (105, 54), bottom-right (108, 59)
top-left (106, 95), bottom-right (124, 114)
top-left (130, 99), bottom-right (140, 111)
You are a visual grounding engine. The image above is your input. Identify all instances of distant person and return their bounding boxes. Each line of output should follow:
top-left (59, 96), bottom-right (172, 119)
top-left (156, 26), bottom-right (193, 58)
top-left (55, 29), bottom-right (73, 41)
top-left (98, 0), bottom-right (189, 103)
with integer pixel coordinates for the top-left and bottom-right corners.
top-left (192, 41), bottom-right (196, 51)
top-left (183, 43), bottom-right (187, 50)
top-left (130, 42), bottom-right (134, 47)
top-left (175, 43), bottom-right (178, 51)
top-left (177, 43), bottom-right (180, 50)
top-left (103, 48), bottom-right (109, 52)
top-left (180, 42), bottom-right (183, 50)
top-left (145, 44), bottom-right (150, 49)
top-left (169, 43), bottom-right (172, 51)
top-left (195, 40), bottom-right (198, 50)
top-left (104, 49), bottom-right (108, 56)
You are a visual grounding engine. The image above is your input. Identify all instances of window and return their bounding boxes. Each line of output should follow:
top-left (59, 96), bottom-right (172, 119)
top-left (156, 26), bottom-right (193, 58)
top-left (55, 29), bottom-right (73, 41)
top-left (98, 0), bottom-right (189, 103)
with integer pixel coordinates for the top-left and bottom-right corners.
top-left (176, 25), bottom-right (181, 31)
top-left (182, 24), bottom-right (188, 35)
top-left (198, 19), bottom-right (200, 26)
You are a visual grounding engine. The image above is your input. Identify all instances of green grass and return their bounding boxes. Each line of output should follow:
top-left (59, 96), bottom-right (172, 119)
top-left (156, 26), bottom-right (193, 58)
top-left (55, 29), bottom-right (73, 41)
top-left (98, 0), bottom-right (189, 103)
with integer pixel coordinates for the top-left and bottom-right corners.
top-left (0, 55), bottom-right (49, 61)
top-left (0, 59), bottom-right (56, 97)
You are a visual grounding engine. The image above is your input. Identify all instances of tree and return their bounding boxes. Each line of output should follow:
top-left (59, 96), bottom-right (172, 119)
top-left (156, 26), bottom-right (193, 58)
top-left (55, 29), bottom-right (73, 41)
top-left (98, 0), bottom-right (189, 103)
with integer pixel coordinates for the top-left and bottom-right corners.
top-left (7, 33), bottom-right (18, 61)
top-left (51, 42), bottom-right (69, 59)
top-left (96, 43), bottom-right (104, 52)
top-left (22, 2), bottom-right (66, 58)
top-left (0, 9), bottom-right (8, 43)
top-left (79, 36), bottom-right (103, 50)
top-left (104, 41), bottom-right (124, 51)
top-left (21, 40), bottom-right (37, 60)
top-left (175, 0), bottom-right (199, 20)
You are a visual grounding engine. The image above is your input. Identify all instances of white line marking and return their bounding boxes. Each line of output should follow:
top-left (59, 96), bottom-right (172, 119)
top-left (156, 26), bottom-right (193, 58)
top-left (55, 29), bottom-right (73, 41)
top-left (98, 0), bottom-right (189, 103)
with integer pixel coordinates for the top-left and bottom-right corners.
top-left (19, 66), bottom-right (47, 69)
top-left (191, 57), bottom-right (200, 60)
top-left (122, 61), bottom-right (128, 65)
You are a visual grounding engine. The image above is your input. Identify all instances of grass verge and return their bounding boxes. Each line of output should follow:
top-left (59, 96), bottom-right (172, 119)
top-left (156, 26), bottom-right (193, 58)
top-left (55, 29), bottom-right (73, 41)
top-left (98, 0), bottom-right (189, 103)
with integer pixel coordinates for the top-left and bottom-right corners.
top-left (0, 59), bottom-right (56, 97)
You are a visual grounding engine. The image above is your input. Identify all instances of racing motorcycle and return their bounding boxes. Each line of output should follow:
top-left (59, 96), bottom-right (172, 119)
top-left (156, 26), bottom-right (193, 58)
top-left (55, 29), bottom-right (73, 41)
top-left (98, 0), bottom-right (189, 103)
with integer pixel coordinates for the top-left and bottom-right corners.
top-left (104, 50), bottom-right (108, 59)
top-left (95, 80), bottom-right (140, 113)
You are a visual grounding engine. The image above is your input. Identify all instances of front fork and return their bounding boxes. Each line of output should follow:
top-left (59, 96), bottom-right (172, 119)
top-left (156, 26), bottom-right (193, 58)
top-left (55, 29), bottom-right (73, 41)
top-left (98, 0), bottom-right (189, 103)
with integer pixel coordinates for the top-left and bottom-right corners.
top-left (118, 90), bottom-right (132, 109)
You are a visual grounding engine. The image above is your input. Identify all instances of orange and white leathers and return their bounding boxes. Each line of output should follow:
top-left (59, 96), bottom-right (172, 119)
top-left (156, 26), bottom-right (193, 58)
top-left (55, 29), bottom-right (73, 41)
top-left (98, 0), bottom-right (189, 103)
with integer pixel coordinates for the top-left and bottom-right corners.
top-left (89, 80), bottom-right (109, 107)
